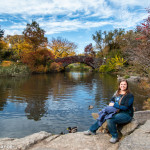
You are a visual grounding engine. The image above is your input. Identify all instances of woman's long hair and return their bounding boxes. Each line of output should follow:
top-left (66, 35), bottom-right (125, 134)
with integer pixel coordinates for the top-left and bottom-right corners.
top-left (116, 79), bottom-right (130, 96)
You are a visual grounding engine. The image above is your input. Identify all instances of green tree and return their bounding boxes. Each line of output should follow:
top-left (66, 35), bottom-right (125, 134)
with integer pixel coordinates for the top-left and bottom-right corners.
top-left (0, 26), bottom-right (4, 38)
top-left (93, 29), bottom-right (125, 57)
top-left (23, 21), bottom-right (48, 52)
top-left (92, 30), bottom-right (103, 51)
top-left (0, 26), bottom-right (4, 50)
top-left (103, 29), bottom-right (125, 50)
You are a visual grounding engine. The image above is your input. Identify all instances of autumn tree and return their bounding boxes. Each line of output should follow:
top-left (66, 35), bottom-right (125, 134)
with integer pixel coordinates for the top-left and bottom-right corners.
top-left (84, 43), bottom-right (95, 57)
top-left (23, 21), bottom-right (48, 52)
top-left (136, 8), bottom-right (150, 40)
top-left (49, 37), bottom-right (77, 58)
top-left (116, 8), bottom-right (150, 75)
top-left (7, 35), bottom-right (24, 48)
top-left (134, 8), bottom-right (150, 73)
top-left (0, 27), bottom-right (9, 60)
top-left (5, 35), bottom-right (25, 59)
top-left (117, 30), bottom-right (140, 59)
top-left (21, 48), bottom-right (55, 73)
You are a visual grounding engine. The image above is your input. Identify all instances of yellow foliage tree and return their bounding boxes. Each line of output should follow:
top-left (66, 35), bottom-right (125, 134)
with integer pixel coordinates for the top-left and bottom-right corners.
top-left (6, 35), bottom-right (24, 56)
top-left (0, 40), bottom-right (8, 50)
top-left (49, 37), bottom-right (77, 58)
top-left (6, 35), bottom-right (34, 58)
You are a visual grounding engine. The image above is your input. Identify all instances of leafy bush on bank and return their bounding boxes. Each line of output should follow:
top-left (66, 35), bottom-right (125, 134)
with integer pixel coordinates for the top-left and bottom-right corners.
top-left (50, 62), bottom-right (63, 72)
top-left (0, 64), bottom-right (30, 76)
top-left (99, 55), bottom-right (126, 73)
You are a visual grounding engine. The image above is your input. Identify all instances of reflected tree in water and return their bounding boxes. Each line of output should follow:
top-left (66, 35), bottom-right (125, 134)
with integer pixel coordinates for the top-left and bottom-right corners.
top-left (25, 98), bottom-right (47, 121)
top-left (0, 77), bottom-right (29, 110)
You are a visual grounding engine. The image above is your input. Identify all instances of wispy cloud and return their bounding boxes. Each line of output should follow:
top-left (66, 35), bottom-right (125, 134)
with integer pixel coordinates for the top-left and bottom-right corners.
top-left (0, 0), bottom-right (149, 36)
top-left (110, 0), bottom-right (150, 7)
top-left (42, 20), bottom-right (113, 34)
top-left (0, 0), bottom-right (109, 16)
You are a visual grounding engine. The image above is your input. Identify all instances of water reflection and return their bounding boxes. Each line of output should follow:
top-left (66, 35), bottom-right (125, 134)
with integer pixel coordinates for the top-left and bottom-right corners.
top-left (0, 73), bottom-right (147, 138)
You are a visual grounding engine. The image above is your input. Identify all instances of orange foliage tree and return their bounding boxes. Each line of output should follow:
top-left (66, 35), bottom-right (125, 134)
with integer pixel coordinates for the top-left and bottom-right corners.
top-left (21, 48), bottom-right (55, 73)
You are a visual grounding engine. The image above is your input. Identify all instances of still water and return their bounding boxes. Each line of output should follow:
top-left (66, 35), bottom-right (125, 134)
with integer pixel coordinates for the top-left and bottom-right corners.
top-left (0, 72), bottom-right (148, 138)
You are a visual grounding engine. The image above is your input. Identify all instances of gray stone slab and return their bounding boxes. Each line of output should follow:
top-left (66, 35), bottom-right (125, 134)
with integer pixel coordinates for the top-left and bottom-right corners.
top-left (118, 120), bottom-right (150, 150)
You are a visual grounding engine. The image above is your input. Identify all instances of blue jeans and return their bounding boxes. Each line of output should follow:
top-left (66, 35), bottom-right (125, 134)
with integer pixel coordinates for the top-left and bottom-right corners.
top-left (107, 113), bottom-right (132, 138)
top-left (89, 113), bottom-right (132, 136)
top-left (89, 121), bottom-right (100, 133)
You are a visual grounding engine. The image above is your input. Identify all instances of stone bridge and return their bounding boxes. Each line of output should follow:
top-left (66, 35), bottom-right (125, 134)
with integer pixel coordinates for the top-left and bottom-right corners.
top-left (55, 56), bottom-right (103, 69)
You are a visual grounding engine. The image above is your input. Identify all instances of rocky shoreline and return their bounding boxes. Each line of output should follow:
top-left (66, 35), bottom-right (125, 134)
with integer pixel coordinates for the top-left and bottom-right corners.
top-left (0, 111), bottom-right (150, 150)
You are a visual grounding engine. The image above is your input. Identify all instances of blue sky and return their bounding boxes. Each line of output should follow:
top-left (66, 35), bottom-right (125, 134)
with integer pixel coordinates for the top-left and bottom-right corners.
top-left (0, 0), bottom-right (149, 54)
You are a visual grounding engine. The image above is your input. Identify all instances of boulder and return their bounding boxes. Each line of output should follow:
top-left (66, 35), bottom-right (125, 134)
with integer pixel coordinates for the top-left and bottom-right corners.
top-left (118, 120), bottom-right (150, 150)
top-left (134, 110), bottom-right (150, 125)
top-left (117, 75), bottom-right (140, 82)
top-left (127, 76), bottom-right (140, 82)
top-left (118, 119), bottom-right (139, 136)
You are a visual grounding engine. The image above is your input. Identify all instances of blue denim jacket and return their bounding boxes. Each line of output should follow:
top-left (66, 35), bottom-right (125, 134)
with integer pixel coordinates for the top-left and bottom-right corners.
top-left (97, 106), bottom-right (118, 126)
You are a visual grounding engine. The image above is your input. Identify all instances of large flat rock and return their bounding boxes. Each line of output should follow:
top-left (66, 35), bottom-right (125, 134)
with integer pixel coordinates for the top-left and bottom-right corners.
top-left (29, 132), bottom-right (119, 150)
top-left (118, 120), bottom-right (150, 150)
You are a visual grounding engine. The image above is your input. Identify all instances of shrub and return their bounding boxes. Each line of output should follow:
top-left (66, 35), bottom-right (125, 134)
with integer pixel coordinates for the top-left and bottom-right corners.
top-left (109, 55), bottom-right (126, 70)
top-left (99, 65), bottom-right (109, 73)
top-left (0, 64), bottom-right (29, 76)
top-left (50, 62), bottom-right (63, 72)
top-left (99, 55), bottom-right (126, 73)
top-left (1, 61), bottom-right (13, 66)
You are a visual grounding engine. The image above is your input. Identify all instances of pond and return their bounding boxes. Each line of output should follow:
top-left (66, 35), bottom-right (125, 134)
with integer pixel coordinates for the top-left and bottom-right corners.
top-left (0, 72), bottom-right (148, 138)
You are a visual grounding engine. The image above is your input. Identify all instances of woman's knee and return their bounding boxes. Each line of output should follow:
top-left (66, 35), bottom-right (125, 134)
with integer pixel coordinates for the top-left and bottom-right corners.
top-left (114, 113), bottom-right (132, 124)
top-left (106, 119), bottom-right (114, 125)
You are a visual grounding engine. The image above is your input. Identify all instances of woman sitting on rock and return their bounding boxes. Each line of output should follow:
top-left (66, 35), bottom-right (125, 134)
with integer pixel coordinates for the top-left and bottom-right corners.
top-left (84, 79), bottom-right (134, 144)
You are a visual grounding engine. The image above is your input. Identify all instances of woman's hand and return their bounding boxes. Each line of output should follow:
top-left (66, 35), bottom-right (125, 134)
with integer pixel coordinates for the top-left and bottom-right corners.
top-left (109, 102), bottom-right (114, 106)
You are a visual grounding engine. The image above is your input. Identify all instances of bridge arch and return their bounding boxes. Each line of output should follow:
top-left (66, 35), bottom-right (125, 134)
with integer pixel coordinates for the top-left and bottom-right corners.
top-left (55, 56), bottom-right (102, 69)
